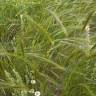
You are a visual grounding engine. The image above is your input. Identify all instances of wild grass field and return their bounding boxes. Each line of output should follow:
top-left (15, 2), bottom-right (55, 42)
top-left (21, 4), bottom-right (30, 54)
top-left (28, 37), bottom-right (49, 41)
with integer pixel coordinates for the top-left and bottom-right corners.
top-left (0, 0), bottom-right (96, 96)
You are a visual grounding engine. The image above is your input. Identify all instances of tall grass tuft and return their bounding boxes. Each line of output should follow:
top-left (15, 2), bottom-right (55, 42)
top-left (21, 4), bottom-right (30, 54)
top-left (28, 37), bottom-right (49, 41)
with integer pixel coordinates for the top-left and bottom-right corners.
top-left (0, 0), bottom-right (96, 96)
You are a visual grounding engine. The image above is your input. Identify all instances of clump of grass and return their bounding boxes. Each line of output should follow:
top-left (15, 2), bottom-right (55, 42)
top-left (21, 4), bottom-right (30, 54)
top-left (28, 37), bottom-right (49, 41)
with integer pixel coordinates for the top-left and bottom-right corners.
top-left (0, 0), bottom-right (96, 96)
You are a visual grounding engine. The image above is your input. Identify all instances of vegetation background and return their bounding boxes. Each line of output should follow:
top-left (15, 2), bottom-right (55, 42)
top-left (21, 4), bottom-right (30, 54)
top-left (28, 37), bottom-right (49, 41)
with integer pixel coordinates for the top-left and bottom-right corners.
top-left (0, 0), bottom-right (96, 96)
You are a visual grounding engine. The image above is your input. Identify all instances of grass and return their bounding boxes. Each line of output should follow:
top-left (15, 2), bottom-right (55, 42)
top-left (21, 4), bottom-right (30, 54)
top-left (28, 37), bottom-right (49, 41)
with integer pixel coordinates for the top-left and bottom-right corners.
top-left (0, 0), bottom-right (96, 96)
